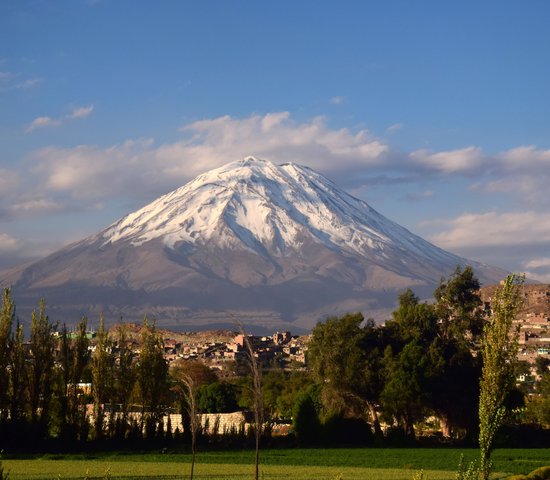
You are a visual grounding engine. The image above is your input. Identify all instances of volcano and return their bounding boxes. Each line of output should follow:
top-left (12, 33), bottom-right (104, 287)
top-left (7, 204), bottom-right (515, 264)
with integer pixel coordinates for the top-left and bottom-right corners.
top-left (0, 157), bottom-right (505, 332)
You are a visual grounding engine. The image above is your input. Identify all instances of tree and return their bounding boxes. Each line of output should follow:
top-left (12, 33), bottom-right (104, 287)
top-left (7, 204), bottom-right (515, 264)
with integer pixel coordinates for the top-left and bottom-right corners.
top-left (137, 318), bottom-right (167, 437)
top-left (55, 319), bottom-right (90, 442)
top-left (477, 274), bottom-right (524, 480)
top-left (0, 288), bottom-right (15, 422)
top-left (242, 331), bottom-right (263, 480)
top-left (308, 313), bottom-right (384, 434)
top-left (389, 269), bottom-right (483, 439)
top-left (28, 300), bottom-right (56, 437)
top-left (434, 266), bottom-right (483, 342)
top-left (8, 321), bottom-right (26, 425)
top-left (171, 360), bottom-right (214, 480)
top-left (113, 324), bottom-right (136, 438)
top-left (91, 316), bottom-right (114, 439)
top-left (292, 390), bottom-right (321, 445)
top-left (380, 341), bottom-right (430, 437)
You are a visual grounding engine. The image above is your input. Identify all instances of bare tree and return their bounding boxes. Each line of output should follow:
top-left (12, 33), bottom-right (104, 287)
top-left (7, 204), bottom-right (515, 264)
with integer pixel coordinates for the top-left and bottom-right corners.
top-left (171, 360), bottom-right (215, 480)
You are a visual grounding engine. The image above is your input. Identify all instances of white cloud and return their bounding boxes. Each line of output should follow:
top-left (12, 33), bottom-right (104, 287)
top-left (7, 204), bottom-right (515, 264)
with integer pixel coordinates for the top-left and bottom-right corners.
top-left (26, 116), bottom-right (62, 132)
top-left (26, 112), bottom-right (389, 201)
top-left (26, 104), bottom-right (94, 133)
top-left (67, 104), bottom-right (94, 119)
top-left (0, 233), bottom-right (18, 253)
top-left (469, 146), bottom-right (550, 205)
top-left (427, 211), bottom-right (550, 249)
top-left (8, 198), bottom-right (64, 217)
top-left (330, 96), bottom-right (346, 105)
top-left (409, 146), bottom-right (485, 174)
top-left (16, 78), bottom-right (41, 89)
top-left (386, 123), bottom-right (403, 134)
top-left (522, 258), bottom-right (550, 283)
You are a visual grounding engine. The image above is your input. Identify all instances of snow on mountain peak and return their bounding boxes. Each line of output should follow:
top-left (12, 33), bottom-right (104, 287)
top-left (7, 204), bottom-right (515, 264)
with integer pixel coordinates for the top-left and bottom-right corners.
top-left (100, 157), bottom-right (458, 265)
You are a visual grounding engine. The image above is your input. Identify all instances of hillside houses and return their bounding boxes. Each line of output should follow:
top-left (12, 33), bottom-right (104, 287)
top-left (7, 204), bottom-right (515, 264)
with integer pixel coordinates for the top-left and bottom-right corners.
top-left (480, 283), bottom-right (550, 380)
top-left (82, 325), bottom-right (310, 372)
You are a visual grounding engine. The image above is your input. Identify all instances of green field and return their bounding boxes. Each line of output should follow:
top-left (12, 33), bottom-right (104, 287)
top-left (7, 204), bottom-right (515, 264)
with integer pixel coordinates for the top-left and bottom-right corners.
top-left (2, 448), bottom-right (549, 479)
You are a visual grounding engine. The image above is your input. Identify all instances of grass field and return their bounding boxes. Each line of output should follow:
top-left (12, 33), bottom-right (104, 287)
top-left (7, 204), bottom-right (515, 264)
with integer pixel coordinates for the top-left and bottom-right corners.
top-left (2, 448), bottom-right (549, 479)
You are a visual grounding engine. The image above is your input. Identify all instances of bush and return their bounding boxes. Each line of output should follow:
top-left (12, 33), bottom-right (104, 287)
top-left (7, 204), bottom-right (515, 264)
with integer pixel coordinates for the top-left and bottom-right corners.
top-left (292, 392), bottom-right (321, 445)
top-left (322, 413), bottom-right (373, 446)
top-left (506, 466), bottom-right (550, 480)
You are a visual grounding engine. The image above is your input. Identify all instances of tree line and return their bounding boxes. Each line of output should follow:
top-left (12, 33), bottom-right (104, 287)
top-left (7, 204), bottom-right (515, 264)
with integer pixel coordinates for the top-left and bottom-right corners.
top-left (0, 267), bottom-right (548, 454)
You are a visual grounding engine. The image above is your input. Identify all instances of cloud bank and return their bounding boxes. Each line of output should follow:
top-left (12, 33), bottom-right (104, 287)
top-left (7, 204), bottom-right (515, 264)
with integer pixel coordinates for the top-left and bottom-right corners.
top-left (1, 111), bottom-right (549, 280)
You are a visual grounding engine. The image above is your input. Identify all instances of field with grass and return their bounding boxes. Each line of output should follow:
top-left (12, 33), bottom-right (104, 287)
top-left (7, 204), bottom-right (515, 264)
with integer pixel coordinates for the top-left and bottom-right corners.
top-left (2, 448), bottom-right (549, 479)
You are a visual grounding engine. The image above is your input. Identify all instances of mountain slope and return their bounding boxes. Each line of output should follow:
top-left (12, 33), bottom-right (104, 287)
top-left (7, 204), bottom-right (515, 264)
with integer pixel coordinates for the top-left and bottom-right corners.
top-left (1, 157), bottom-right (506, 331)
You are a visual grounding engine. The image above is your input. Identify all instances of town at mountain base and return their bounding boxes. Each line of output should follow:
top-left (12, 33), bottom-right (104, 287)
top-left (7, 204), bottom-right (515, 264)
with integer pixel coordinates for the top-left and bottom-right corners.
top-left (0, 157), bottom-right (507, 331)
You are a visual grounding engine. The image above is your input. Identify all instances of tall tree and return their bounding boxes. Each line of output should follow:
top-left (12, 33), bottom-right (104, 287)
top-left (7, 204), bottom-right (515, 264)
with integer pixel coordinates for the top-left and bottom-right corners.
top-left (242, 331), bottom-right (264, 480)
top-left (8, 321), bottom-right (26, 424)
top-left (477, 274), bottom-right (524, 480)
top-left (137, 318), bottom-right (167, 437)
top-left (28, 300), bottom-right (56, 436)
top-left (91, 316), bottom-right (114, 439)
top-left (113, 324), bottom-right (136, 437)
top-left (308, 313), bottom-right (384, 433)
top-left (380, 341), bottom-right (430, 437)
top-left (0, 288), bottom-right (15, 422)
top-left (434, 266), bottom-right (483, 342)
top-left (170, 361), bottom-right (214, 480)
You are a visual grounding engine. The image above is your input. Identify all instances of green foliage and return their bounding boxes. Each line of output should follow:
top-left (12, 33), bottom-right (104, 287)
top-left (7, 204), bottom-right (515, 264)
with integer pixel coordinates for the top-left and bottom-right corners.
top-left (434, 266), bottom-right (483, 342)
top-left (91, 316), bottom-right (114, 439)
top-left (196, 382), bottom-right (238, 413)
top-left (28, 300), bottom-right (57, 433)
top-left (0, 451), bottom-right (9, 480)
top-left (137, 318), bottom-right (168, 429)
top-left (524, 372), bottom-right (550, 427)
top-left (262, 370), bottom-right (314, 418)
top-left (507, 466), bottom-right (550, 480)
top-left (308, 313), bottom-right (384, 431)
top-left (381, 340), bottom-right (430, 436)
top-left (292, 391), bottom-right (321, 445)
top-left (0, 289), bottom-right (15, 422)
top-left (478, 274), bottom-right (524, 480)
top-left (411, 470), bottom-right (424, 480)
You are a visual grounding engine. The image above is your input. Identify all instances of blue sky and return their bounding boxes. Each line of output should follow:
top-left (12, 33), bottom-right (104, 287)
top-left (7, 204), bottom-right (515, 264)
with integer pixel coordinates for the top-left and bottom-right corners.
top-left (1, 0), bottom-right (550, 282)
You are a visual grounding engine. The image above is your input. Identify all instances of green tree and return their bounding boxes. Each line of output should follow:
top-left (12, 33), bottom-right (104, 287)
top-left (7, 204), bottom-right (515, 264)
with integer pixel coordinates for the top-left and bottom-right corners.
top-left (380, 341), bottom-right (430, 437)
top-left (292, 390), bottom-right (321, 445)
top-left (57, 318), bottom-right (90, 441)
top-left (524, 372), bottom-right (550, 427)
top-left (308, 313), bottom-right (384, 433)
top-left (113, 324), bottom-right (136, 438)
top-left (0, 288), bottom-right (15, 421)
top-left (8, 321), bottom-right (26, 424)
top-left (434, 266), bottom-right (483, 342)
top-left (196, 382), bottom-right (238, 413)
top-left (137, 318), bottom-right (167, 436)
top-left (91, 316), bottom-right (114, 439)
top-left (28, 300), bottom-right (56, 437)
top-left (478, 274), bottom-right (524, 480)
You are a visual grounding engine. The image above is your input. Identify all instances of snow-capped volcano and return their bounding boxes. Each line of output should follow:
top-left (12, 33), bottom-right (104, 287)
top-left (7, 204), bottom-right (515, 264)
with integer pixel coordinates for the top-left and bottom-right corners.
top-left (1, 157), bottom-right (505, 331)
top-left (102, 157), bottom-right (436, 260)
